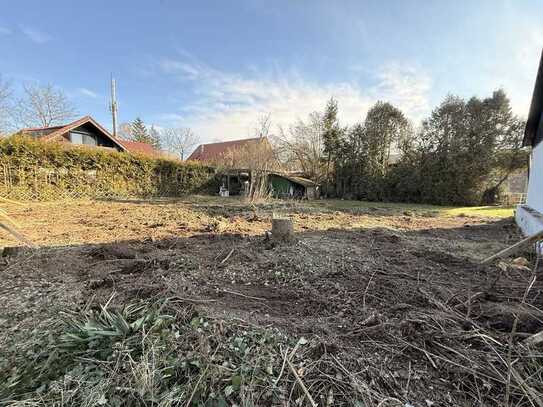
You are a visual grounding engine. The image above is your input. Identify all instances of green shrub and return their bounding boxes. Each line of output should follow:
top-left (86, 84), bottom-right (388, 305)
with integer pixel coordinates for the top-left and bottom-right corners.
top-left (0, 299), bottom-right (290, 406)
top-left (0, 136), bottom-right (218, 200)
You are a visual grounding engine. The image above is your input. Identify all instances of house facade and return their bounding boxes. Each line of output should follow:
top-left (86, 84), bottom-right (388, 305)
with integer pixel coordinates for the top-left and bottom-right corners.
top-left (515, 50), bottom-right (543, 238)
top-left (219, 170), bottom-right (319, 199)
top-left (189, 136), bottom-right (319, 199)
top-left (269, 173), bottom-right (319, 199)
top-left (21, 116), bottom-right (127, 151)
top-left (19, 116), bottom-right (162, 158)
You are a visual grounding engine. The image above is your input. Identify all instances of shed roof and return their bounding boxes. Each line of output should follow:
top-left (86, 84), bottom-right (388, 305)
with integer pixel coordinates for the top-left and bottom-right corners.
top-left (271, 173), bottom-right (317, 187)
top-left (187, 137), bottom-right (268, 161)
top-left (524, 50), bottom-right (543, 148)
top-left (117, 139), bottom-right (160, 157)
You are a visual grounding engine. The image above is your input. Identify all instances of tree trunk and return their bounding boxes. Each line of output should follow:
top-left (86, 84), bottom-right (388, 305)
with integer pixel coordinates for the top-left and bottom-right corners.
top-left (272, 217), bottom-right (294, 241)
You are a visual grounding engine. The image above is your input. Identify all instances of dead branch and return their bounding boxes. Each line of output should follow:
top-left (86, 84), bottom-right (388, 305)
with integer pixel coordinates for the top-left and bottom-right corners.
top-left (0, 223), bottom-right (36, 248)
top-left (285, 349), bottom-right (317, 407)
top-left (222, 289), bottom-right (267, 302)
top-left (219, 248), bottom-right (235, 265)
top-left (481, 230), bottom-right (543, 265)
top-left (524, 330), bottom-right (543, 347)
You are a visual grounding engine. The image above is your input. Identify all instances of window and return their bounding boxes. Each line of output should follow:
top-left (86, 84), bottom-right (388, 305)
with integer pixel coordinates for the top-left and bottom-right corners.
top-left (70, 131), bottom-right (97, 146)
top-left (70, 132), bottom-right (83, 144)
top-left (83, 134), bottom-right (97, 146)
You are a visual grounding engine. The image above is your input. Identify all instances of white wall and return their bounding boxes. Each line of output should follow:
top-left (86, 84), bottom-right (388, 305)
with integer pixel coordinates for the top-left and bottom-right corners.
top-left (527, 142), bottom-right (543, 213)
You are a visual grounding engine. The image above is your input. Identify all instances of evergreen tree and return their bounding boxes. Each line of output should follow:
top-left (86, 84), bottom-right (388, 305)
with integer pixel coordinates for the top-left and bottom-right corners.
top-left (148, 126), bottom-right (162, 150)
top-left (335, 123), bottom-right (368, 198)
top-left (395, 90), bottom-right (525, 205)
top-left (322, 98), bottom-right (345, 195)
top-left (322, 98), bottom-right (342, 162)
top-left (131, 117), bottom-right (148, 142)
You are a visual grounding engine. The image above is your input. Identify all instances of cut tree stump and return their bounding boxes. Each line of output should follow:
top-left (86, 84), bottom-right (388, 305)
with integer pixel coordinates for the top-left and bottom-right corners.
top-left (272, 217), bottom-right (294, 241)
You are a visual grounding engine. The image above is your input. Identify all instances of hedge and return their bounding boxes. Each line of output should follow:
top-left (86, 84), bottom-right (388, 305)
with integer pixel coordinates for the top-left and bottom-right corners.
top-left (0, 136), bottom-right (218, 201)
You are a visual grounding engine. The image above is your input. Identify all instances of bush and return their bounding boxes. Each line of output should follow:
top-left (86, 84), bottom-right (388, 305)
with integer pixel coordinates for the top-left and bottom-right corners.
top-left (0, 136), bottom-right (218, 200)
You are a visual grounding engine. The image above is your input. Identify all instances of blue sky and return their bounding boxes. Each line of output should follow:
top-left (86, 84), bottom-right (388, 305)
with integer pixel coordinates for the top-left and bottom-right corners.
top-left (1, 0), bottom-right (542, 142)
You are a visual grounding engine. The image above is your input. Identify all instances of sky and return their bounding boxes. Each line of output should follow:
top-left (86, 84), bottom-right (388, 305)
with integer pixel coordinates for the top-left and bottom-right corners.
top-left (1, 0), bottom-right (542, 144)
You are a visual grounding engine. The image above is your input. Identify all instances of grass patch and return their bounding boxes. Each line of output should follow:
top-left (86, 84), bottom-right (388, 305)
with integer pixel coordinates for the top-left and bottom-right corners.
top-left (303, 199), bottom-right (515, 218)
top-left (86, 195), bottom-right (515, 219)
top-left (442, 205), bottom-right (514, 218)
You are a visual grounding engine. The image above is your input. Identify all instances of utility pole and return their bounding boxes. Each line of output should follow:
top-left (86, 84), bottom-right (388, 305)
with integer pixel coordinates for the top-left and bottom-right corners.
top-left (109, 76), bottom-right (118, 138)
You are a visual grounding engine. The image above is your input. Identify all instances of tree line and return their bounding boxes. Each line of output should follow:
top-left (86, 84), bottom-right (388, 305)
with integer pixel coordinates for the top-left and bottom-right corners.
top-left (0, 75), bottom-right (528, 204)
top-left (0, 77), bottom-right (199, 160)
top-left (275, 89), bottom-right (527, 205)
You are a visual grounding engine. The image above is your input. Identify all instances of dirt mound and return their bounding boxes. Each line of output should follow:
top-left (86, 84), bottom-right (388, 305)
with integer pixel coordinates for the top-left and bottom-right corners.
top-left (478, 302), bottom-right (543, 333)
top-left (87, 243), bottom-right (139, 260)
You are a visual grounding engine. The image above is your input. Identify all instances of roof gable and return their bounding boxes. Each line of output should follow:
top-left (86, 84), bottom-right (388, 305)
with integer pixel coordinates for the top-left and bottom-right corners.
top-left (21, 116), bottom-right (128, 152)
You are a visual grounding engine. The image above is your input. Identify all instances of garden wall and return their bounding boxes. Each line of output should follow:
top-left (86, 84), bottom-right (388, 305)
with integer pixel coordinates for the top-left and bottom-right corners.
top-left (0, 137), bottom-right (217, 200)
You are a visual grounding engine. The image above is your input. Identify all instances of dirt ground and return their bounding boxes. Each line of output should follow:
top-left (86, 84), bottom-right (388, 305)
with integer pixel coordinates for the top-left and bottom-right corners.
top-left (1, 197), bottom-right (542, 406)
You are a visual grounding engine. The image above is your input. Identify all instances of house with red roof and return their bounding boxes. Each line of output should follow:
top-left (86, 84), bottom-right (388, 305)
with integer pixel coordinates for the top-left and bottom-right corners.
top-left (187, 137), bottom-right (272, 163)
top-left (19, 115), bottom-right (163, 158)
top-left (116, 139), bottom-right (163, 157)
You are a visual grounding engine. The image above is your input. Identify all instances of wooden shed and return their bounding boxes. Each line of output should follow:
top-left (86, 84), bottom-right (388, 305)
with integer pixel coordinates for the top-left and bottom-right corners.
top-left (269, 173), bottom-right (319, 200)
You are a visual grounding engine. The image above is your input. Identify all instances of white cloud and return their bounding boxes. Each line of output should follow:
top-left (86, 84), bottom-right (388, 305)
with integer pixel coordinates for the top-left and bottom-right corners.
top-left (370, 63), bottom-right (431, 119)
top-left (20, 26), bottom-right (51, 44)
top-left (478, 23), bottom-right (543, 117)
top-left (78, 88), bottom-right (98, 98)
top-left (0, 26), bottom-right (12, 36)
top-left (158, 58), bottom-right (203, 80)
top-left (154, 56), bottom-right (432, 143)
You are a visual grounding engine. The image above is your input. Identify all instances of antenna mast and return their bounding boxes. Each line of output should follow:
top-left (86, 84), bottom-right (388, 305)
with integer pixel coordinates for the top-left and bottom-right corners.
top-left (109, 76), bottom-right (118, 138)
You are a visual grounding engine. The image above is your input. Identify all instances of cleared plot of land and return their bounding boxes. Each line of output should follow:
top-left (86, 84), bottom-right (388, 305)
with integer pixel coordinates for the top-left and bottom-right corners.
top-left (1, 197), bottom-right (541, 405)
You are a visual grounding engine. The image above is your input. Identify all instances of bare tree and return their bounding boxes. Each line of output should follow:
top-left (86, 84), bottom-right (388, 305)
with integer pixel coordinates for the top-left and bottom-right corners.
top-left (254, 113), bottom-right (272, 138)
top-left (13, 83), bottom-right (77, 128)
top-left (117, 122), bottom-right (133, 139)
top-left (0, 76), bottom-right (12, 135)
top-left (274, 112), bottom-right (326, 182)
top-left (160, 127), bottom-right (199, 160)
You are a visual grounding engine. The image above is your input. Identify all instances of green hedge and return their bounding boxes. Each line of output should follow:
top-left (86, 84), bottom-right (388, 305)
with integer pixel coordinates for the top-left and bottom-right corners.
top-left (0, 136), bottom-right (218, 200)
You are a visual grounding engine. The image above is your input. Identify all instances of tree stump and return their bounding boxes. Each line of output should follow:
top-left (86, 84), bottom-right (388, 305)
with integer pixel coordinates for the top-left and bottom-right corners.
top-left (272, 217), bottom-right (294, 241)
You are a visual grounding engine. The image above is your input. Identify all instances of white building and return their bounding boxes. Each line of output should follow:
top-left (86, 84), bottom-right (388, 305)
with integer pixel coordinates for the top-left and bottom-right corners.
top-left (516, 50), bottom-right (543, 239)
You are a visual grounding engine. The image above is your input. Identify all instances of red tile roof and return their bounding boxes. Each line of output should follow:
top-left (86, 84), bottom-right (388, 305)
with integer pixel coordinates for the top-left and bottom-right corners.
top-left (117, 139), bottom-right (160, 157)
top-left (187, 137), bottom-right (267, 161)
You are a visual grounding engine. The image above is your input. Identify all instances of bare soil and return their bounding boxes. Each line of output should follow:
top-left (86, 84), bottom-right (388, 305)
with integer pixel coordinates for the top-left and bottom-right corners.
top-left (1, 197), bottom-right (541, 405)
